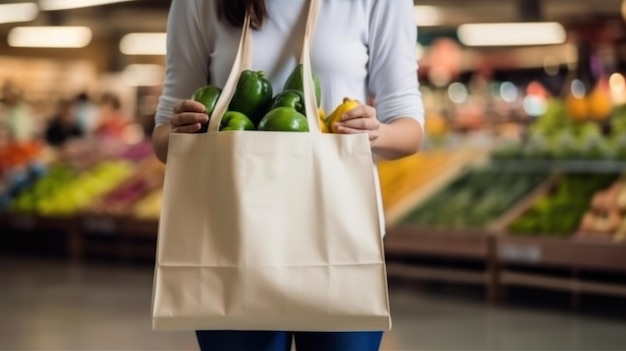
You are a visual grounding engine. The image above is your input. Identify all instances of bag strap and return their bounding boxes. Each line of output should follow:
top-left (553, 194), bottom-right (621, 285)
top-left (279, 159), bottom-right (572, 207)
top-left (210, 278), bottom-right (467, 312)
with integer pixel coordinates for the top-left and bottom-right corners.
top-left (301, 0), bottom-right (322, 135)
top-left (208, 1), bottom-right (322, 134)
top-left (207, 12), bottom-right (253, 132)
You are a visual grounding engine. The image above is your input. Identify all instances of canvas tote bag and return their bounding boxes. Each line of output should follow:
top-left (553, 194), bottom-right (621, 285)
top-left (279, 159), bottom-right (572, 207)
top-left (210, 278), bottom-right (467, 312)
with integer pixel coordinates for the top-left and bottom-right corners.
top-left (152, 0), bottom-right (391, 331)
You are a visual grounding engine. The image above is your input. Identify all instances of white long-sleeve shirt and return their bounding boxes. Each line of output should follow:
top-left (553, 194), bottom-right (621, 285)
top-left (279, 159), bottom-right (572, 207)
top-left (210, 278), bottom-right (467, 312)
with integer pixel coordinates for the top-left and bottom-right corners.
top-left (155, 0), bottom-right (424, 129)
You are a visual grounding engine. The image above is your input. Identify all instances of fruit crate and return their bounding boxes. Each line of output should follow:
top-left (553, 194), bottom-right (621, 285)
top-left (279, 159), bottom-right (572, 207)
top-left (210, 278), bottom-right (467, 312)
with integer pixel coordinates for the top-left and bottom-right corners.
top-left (493, 172), bottom-right (626, 303)
top-left (396, 167), bottom-right (552, 233)
top-left (496, 173), bottom-right (619, 239)
top-left (384, 163), bottom-right (556, 302)
top-left (380, 146), bottom-right (490, 226)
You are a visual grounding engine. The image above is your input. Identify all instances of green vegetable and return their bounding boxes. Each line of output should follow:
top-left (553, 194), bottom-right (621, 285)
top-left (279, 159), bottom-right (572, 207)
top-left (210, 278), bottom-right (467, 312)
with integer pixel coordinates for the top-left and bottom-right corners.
top-left (229, 70), bottom-right (273, 127)
top-left (284, 63), bottom-right (321, 107)
top-left (258, 107), bottom-right (309, 132)
top-left (219, 111), bottom-right (255, 131)
top-left (269, 90), bottom-right (306, 115)
top-left (191, 85), bottom-right (222, 133)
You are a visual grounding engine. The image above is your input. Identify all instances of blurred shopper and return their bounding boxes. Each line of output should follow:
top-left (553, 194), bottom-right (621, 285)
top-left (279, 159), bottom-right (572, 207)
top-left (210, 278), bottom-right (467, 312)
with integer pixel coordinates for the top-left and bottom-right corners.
top-left (0, 83), bottom-right (35, 143)
top-left (95, 92), bottom-right (129, 139)
top-left (74, 91), bottom-right (99, 136)
top-left (45, 99), bottom-right (83, 147)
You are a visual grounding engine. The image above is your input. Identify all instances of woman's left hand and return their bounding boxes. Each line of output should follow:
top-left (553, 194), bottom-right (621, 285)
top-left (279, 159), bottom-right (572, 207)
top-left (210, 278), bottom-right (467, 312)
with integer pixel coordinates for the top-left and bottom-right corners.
top-left (333, 104), bottom-right (381, 143)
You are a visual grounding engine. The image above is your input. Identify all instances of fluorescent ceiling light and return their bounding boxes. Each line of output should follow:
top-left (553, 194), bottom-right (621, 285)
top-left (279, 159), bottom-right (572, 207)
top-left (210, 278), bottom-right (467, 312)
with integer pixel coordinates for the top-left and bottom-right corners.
top-left (119, 33), bottom-right (166, 55)
top-left (8, 26), bottom-right (92, 48)
top-left (458, 22), bottom-right (566, 47)
top-left (414, 5), bottom-right (441, 26)
top-left (0, 3), bottom-right (39, 24)
top-left (39, 0), bottom-right (136, 11)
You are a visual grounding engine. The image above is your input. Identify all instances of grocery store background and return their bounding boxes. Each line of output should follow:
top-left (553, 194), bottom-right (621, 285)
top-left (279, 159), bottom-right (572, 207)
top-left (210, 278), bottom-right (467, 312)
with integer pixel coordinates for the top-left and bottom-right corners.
top-left (3, 0), bottom-right (626, 350)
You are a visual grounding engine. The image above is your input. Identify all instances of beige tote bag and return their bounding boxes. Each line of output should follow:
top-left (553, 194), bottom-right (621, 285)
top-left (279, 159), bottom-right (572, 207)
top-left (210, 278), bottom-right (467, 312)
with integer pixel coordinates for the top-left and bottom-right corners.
top-left (152, 0), bottom-right (391, 332)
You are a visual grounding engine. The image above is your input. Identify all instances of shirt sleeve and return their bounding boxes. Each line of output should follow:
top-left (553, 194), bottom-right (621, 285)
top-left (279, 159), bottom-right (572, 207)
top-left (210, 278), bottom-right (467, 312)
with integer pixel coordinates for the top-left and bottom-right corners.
top-left (367, 0), bottom-right (424, 130)
top-left (154, 0), bottom-right (213, 127)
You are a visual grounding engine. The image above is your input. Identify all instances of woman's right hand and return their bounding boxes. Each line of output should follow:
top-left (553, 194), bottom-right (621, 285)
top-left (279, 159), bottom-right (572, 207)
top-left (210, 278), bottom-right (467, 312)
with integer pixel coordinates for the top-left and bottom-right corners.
top-left (170, 100), bottom-right (209, 133)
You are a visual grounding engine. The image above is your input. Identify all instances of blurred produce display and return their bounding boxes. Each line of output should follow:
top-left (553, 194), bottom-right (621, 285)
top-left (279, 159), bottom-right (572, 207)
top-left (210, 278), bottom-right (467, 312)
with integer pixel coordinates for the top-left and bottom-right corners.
top-left (377, 150), bottom-right (460, 210)
top-left (400, 169), bottom-right (548, 230)
top-left (507, 173), bottom-right (617, 237)
top-left (11, 160), bottom-right (135, 216)
top-left (0, 135), bottom-right (160, 217)
top-left (133, 189), bottom-right (163, 220)
top-left (492, 98), bottom-right (626, 162)
top-left (0, 141), bottom-right (44, 173)
top-left (578, 176), bottom-right (626, 243)
top-left (86, 155), bottom-right (164, 216)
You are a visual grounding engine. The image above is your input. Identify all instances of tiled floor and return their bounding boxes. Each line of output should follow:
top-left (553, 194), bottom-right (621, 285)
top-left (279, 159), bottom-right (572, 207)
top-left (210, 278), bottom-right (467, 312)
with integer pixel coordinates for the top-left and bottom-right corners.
top-left (1, 256), bottom-right (625, 351)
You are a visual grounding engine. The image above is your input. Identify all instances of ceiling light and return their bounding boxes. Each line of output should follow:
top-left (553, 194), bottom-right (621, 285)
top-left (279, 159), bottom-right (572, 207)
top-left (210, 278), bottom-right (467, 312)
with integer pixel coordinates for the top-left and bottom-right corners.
top-left (414, 5), bottom-right (441, 26)
top-left (8, 26), bottom-right (92, 48)
top-left (119, 33), bottom-right (167, 55)
top-left (457, 22), bottom-right (567, 47)
top-left (39, 0), bottom-right (136, 11)
top-left (0, 3), bottom-right (39, 24)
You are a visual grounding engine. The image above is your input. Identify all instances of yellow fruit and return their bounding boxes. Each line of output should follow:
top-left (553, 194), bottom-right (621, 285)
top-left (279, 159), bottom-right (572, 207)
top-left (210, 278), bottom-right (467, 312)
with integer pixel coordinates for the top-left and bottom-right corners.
top-left (326, 97), bottom-right (361, 133)
top-left (565, 95), bottom-right (589, 122)
top-left (318, 107), bottom-right (330, 133)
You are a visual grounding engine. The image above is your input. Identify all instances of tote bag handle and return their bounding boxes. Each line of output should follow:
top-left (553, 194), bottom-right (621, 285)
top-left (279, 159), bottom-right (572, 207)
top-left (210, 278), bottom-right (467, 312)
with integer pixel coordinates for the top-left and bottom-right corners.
top-left (208, 0), bottom-right (323, 135)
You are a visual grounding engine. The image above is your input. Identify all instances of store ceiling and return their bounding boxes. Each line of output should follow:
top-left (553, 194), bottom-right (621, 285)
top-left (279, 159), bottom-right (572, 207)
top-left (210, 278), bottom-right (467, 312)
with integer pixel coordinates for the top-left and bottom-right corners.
top-left (0, 0), bottom-right (623, 38)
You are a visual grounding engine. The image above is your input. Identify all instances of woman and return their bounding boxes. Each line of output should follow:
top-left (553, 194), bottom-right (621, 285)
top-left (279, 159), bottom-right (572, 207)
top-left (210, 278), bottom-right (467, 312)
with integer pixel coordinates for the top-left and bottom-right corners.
top-left (153, 1), bottom-right (424, 350)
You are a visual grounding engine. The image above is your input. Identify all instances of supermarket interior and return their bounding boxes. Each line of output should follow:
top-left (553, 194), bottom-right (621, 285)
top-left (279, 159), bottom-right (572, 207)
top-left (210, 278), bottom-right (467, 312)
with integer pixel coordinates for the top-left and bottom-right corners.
top-left (3, 0), bottom-right (626, 350)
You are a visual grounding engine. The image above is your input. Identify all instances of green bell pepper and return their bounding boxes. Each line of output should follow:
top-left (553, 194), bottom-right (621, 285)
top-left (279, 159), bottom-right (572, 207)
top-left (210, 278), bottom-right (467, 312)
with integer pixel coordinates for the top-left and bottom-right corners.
top-left (228, 70), bottom-right (273, 127)
top-left (191, 85), bottom-right (222, 133)
top-left (268, 89), bottom-right (306, 115)
top-left (219, 111), bottom-right (255, 131)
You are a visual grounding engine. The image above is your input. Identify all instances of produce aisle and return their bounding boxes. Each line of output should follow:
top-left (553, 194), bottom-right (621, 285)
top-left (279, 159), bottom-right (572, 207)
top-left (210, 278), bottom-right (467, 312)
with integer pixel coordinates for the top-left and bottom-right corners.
top-left (0, 137), bottom-right (162, 261)
top-left (3, 121), bottom-right (626, 307)
top-left (2, 6), bottom-right (626, 310)
top-left (382, 113), bottom-right (626, 306)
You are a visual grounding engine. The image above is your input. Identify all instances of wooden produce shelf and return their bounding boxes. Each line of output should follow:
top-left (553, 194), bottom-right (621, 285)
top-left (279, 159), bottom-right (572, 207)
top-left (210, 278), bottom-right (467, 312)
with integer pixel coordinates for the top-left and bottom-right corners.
top-left (386, 263), bottom-right (490, 286)
top-left (118, 217), bottom-right (159, 238)
top-left (384, 226), bottom-right (501, 301)
top-left (78, 214), bottom-right (158, 261)
top-left (497, 236), bottom-right (626, 272)
top-left (501, 271), bottom-right (626, 299)
top-left (496, 235), bottom-right (626, 303)
top-left (2, 213), bottom-right (78, 232)
top-left (1, 213), bottom-right (82, 260)
top-left (385, 226), bottom-right (493, 259)
top-left (1, 212), bottom-right (159, 262)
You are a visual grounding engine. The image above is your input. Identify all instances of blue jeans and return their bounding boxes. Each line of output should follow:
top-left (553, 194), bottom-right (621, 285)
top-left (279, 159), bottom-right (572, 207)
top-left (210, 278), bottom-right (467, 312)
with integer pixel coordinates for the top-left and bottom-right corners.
top-left (196, 330), bottom-right (384, 351)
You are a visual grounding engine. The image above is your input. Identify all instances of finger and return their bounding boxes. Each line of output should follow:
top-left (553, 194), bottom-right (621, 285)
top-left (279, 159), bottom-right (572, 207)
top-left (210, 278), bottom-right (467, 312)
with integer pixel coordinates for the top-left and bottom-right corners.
top-left (342, 104), bottom-right (375, 121)
top-left (171, 113), bottom-right (209, 127)
top-left (336, 125), bottom-right (380, 141)
top-left (338, 118), bottom-right (380, 131)
top-left (173, 100), bottom-right (207, 114)
top-left (172, 123), bottom-right (202, 133)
